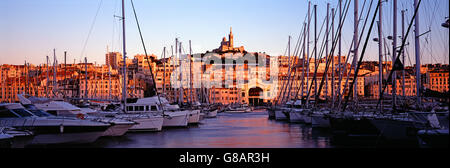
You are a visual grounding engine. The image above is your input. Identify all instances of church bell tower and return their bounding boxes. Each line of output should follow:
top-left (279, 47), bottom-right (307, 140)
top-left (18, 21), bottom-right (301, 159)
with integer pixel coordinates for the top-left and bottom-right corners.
top-left (229, 27), bottom-right (234, 48)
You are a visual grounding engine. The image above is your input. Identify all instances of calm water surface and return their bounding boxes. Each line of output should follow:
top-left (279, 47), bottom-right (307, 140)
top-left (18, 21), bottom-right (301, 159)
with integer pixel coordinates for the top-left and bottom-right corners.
top-left (90, 110), bottom-right (334, 148)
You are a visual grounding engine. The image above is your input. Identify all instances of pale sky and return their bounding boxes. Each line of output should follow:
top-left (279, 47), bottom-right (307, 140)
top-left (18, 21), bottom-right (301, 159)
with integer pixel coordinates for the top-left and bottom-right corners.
top-left (0, 0), bottom-right (448, 66)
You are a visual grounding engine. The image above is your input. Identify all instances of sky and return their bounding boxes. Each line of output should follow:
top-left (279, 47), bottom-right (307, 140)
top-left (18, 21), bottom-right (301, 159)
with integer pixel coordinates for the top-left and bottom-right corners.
top-left (0, 0), bottom-right (448, 66)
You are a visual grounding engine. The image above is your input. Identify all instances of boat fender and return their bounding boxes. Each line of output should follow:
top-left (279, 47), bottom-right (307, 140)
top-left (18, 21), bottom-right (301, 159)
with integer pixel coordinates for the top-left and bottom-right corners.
top-left (60, 124), bottom-right (64, 133)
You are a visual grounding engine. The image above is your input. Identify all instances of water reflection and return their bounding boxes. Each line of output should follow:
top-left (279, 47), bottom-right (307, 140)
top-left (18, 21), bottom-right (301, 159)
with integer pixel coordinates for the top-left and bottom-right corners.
top-left (92, 110), bottom-right (333, 148)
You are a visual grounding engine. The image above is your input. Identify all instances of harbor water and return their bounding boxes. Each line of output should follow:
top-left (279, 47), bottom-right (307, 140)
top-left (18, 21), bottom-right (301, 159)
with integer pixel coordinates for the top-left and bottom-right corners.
top-left (68, 109), bottom-right (333, 148)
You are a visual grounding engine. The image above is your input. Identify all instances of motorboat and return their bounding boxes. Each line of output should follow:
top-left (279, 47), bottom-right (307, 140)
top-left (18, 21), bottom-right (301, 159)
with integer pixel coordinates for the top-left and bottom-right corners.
top-left (123, 97), bottom-right (189, 128)
top-left (0, 103), bottom-right (110, 145)
top-left (18, 95), bottom-right (136, 136)
top-left (226, 104), bottom-right (252, 113)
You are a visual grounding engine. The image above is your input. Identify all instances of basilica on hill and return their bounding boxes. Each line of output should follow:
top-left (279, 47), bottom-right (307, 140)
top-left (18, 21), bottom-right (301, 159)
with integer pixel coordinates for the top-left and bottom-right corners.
top-left (212, 27), bottom-right (245, 53)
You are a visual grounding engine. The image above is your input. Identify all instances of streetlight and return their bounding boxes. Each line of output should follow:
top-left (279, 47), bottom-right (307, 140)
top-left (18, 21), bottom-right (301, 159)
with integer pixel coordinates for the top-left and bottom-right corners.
top-left (442, 19), bottom-right (449, 28)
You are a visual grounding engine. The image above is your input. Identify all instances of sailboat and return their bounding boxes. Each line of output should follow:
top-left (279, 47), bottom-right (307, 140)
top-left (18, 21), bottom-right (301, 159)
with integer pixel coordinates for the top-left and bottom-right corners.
top-left (368, 0), bottom-right (448, 145)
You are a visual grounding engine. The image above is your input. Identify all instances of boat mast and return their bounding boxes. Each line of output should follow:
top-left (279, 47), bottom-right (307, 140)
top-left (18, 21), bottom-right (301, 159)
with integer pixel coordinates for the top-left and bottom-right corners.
top-left (325, 3), bottom-right (329, 101)
top-left (53, 49), bottom-right (57, 98)
top-left (392, 0), bottom-right (398, 109)
top-left (171, 45), bottom-right (175, 102)
top-left (189, 40), bottom-right (193, 104)
top-left (178, 42), bottom-right (184, 106)
top-left (64, 51), bottom-right (67, 99)
top-left (314, 4), bottom-right (317, 100)
top-left (353, 0), bottom-right (359, 104)
top-left (301, 22), bottom-right (306, 101)
top-left (401, 9), bottom-right (406, 98)
top-left (101, 63), bottom-right (104, 99)
top-left (378, 0), bottom-right (383, 113)
top-left (84, 57), bottom-right (88, 101)
top-left (414, 0), bottom-right (421, 108)
top-left (25, 61), bottom-right (28, 95)
top-left (331, 7), bottom-right (335, 109)
top-left (46, 56), bottom-right (49, 98)
top-left (337, 0), bottom-right (342, 109)
top-left (306, 1), bottom-right (311, 107)
top-left (121, 0), bottom-right (127, 112)
top-left (163, 47), bottom-right (166, 97)
top-left (280, 36), bottom-right (291, 104)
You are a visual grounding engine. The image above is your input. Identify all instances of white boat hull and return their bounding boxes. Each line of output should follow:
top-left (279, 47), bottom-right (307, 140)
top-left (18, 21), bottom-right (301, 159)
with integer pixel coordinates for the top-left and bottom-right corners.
top-left (163, 112), bottom-right (189, 127)
top-left (188, 110), bottom-right (200, 124)
top-left (129, 116), bottom-right (164, 132)
top-left (205, 110), bottom-right (218, 118)
top-left (102, 123), bottom-right (134, 136)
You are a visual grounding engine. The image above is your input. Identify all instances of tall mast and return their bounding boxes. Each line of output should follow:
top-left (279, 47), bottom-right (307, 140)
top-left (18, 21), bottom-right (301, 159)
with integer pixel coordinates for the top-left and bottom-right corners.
top-left (84, 57), bottom-right (88, 101)
top-left (179, 41), bottom-right (183, 105)
top-left (301, 22), bottom-right (306, 100)
top-left (121, 0), bottom-right (127, 112)
top-left (378, 0), bottom-right (383, 112)
top-left (171, 45), bottom-right (174, 102)
top-left (414, 0), bottom-right (421, 108)
top-left (306, 1), bottom-right (311, 107)
top-left (331, 7), bottom-right (335, 109)
top-left (108, 61), bottom-right (112, 100)
top-left (189, 40), bottom-right (193, 104)
top-left (94, 62), bottom-right (97, 99)
top-left (101, 64), bottom-right (104, 99)
top-left (325, 3), bottom-right (330, 100)
top-left (392, 0), bottom-right (398, 109)
top-left (133, 70), bottom-right (136, 98)
top-left (46, 56), bottom-right (49, 98)
top-left (25, 61), bottom-right (28, 95)
top-left (163, 47), bottom-right (166, 96)
top-left (53, 49), bottom-right (57, 98)
top-left (314, 4), bottom-right (317, 100)
top-left (353, 0), bottom-right (359, 103)
top-left (337, 0), bottom-right (342, 106)
top-left (401, 9), bottom-right (406, 98)
top-left (64, 51), bottom-right (67, 99)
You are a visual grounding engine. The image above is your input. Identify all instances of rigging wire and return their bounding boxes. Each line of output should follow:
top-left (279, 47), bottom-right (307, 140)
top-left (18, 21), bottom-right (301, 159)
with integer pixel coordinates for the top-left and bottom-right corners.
top-left (130, 0), bottom-right (162, 106)
top-left (80, 0), bottom-right (104, 61)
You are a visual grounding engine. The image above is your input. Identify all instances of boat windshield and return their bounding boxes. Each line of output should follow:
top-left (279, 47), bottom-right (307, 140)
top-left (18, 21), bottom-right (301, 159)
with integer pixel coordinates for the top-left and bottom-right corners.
top-left (29, 110), bottom-right (53, 117)
top-left (0, 109), bottom-right (19, 118)
top-left (11, 109), bottom-right (34, 117)
top-left (22, 104), bottom-right (54, 117)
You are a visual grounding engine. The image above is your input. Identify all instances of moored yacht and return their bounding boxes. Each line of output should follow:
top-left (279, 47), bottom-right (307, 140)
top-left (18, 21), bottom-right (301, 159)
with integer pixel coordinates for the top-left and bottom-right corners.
top-left (0, 103), bottom-right (110, 145)
top-left (18, 95), bottom-right (136, 136)
top-left (226, 103), bottom-right (252, 113)
top-left (123, 97), bottom-right (189, 128)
